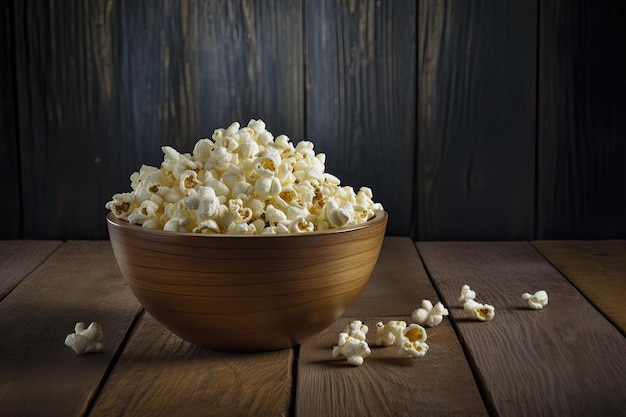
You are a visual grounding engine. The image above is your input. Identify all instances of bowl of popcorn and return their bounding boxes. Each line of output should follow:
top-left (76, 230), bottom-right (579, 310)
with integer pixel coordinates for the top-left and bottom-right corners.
top-left (106, 120), bottom-right (387, 352)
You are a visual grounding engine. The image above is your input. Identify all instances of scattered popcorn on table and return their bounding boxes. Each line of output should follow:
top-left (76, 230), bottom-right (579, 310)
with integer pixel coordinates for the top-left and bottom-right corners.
top-left (399, 323), bottom-right (429, 357)
top-left (106, 120), bottom-right (383, 234)
top-left (64, 322), bottom-right (104, 355)
top-left (458, 285), bottom-right (496, 321)
top-left (342, 319), bottom-right (369, 341)
top-left (332, 320), bottom-right (371, 366)
top-left (458, 284), bottom-right (477, 304)
top-left (374, 321), bottom-right (429, 358)
top-left (522, 290), bottom-right (549, 310)
top-left (463, 299), bottom-right (496, 321)
top-left (374, 321), bottom-right (398, 346)
top-left (411, 299), bottom-right (449, 327)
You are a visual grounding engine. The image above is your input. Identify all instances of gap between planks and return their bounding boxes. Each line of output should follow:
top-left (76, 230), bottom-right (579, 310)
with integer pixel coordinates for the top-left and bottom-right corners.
top-left (0, 240), bottom-right (63, 300)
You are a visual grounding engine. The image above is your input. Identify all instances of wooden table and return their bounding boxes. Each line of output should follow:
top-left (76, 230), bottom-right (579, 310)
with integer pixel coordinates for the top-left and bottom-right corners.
top-left (1, 238), bottom-right (625, 417)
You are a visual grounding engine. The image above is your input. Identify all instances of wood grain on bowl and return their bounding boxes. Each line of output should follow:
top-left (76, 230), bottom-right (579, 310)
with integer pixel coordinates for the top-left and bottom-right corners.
top-left (107, 210), bottom-right (388, 351)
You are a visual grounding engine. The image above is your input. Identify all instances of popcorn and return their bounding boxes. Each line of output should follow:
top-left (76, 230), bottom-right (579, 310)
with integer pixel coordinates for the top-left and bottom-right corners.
top-left (411, 299), bottom-right (449, 327)
top-left (374, 321), bottom-right (399, 347)
top-left (64, 322), bottom-right (104, 355)
top-left (105, 192), bottom-right (135, 221)
top-left (180, 169), bottom-right (201, 194)
top-left (463, 299), bottom-right (496, 321)
top-left (127, 200), bottom-right (161, 228)
top-left (332, 320), bottom-right (371, 366)
top-left (290, 216), bottom-right (315, 233)
top-left (343, 320), bottom-right (369, 341)
top-left (458, 284), bottom-right (477, 304)
top-left (322, 200), bottom-right (355, 228)
top-left (522, 290), bottom-right (549, 310)
top-left (254, 176), bottom-right (282, 199)
top-left (106, 120), bottom-right (383, 234)
top-left (374, 321), bottom-right (429, 358)
top-left (399, 324), bottom-right (429, 358)
top-left (458, 284), bottom-right (495, 321)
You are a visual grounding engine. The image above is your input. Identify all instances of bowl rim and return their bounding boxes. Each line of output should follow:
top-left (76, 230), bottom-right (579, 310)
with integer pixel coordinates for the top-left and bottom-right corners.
top-left (106, 209), bottom-right (387, 238)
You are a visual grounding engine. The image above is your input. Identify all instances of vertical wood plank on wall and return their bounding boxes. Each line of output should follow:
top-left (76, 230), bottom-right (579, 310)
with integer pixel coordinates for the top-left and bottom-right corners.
top-left (417, 0), bottom-right (537, 240)
top-left (14, 0), bottom-right (303, 239)
top-left (13, 0), bottom-right (121, 239)
top-left (537, 0), bottom-right (626, 239)
top-left (0, 1), bottom-right (21, 239)
top-left (116, 0), bottom-right (305, 160)
top-left (305, 0), bottom-right (417, 236)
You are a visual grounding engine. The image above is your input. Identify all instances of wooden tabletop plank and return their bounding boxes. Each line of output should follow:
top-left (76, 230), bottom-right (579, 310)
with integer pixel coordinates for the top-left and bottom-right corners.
top-left (532, 240), bottom-right (626, 334)
top-left (296, 318), bottom-right (489, 417)
top-left (0, 241), bottom-right (142, 417)
top-left (345, 237), bottom-right (436, 317)
top-left (89, 311), bottom-right (293, 417)
top-left (296, 238), bottom-right (488, 417)
top-left (417, 242), bottom-right (626, 417)
top-left (0, 240), bottom-right (62, 300)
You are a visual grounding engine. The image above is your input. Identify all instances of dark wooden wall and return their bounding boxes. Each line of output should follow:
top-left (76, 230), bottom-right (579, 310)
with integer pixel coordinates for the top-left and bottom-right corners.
top-left (2, 0), bottom-right (625, 240)
top-left (418, 0), bottom-right (537, 240)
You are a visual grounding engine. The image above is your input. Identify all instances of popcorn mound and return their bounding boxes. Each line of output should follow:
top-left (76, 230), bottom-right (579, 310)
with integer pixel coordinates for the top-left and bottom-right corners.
top-left (106, 120), bottom-right (383, 234)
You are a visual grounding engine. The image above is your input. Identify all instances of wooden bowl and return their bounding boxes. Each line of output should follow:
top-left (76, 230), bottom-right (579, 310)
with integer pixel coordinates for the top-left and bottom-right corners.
top-left (106, 210), bottom-right (387, 352)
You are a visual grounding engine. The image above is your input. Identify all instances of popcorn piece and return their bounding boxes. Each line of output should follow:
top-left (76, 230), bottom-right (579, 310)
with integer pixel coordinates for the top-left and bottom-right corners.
top-left (458, 284), bottom-right (477, 303)
top-left (64, 322), bottom-right (104, 355)
top-left (254, 176), bottom-right (282, 199)
top-left (105, 192), bottom-right (135, 221)
top-left (522, 290), bottom-right (549, 310)
top-left (343, 320), bottom-right (368, 341)
top-left (463, 299), bottom-right (496, 321)
top-left (163, 216), bottom-right (191, 233)
top-left (106, 119), bottom-right (383, 234)
top-left (332, 334), bottom-right (371, 366)
top-left (332, 320), bottom-right (371, 366)
top-left (289, 216), bottom-right (315, 233)
top-left (194, 219), bottom-right (221, 234)
top-left (411, 299), bottom-right (449, 327)
top-left (399, 324), bottom-right (429, 358)
top-left (374, 320), bottom-right (400, 346)
top-left (374, 320), bottom-right (429, 358)
top-left (323, 200), bottom-right (355, 228)
top-left (180, 169), bottom-right (201, 193)
top-left (127, 200), bottom-right (161, 228)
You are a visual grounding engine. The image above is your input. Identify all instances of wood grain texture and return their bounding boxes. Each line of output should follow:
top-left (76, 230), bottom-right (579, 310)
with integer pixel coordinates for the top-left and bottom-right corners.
top-left (305, 0), bottom-right (417, 236)
top-left (89, 311), bottom-right (293, 417)
top-left (533, 240), bottom-right (626, 334)
top-left (0, 241), bottom-right (142, 417)
top-left (537, 0), bottom-right (626, 239)
top-left (296, 317), bottom-right (488, 417)
top-left (0, 0), bottom-right (21, 239)
top-left (0, 240), bottom-right (62, 300)
top-left (417, 242), bottom-right (626, 417)
top-left (13, 0), bottom-right (303, 239)
top-left (107, 210), bottom-right (387, 351)
top-left (5, 0), bottom-right (626, 240)
top-left (345, 236), bottom-right (442, 317)
top-left (417, 0), bottom-right (537, 240)
top-left (296, 237), bottom-right (487, 416)
top-left (297, 238), bottom-right (489, 416)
